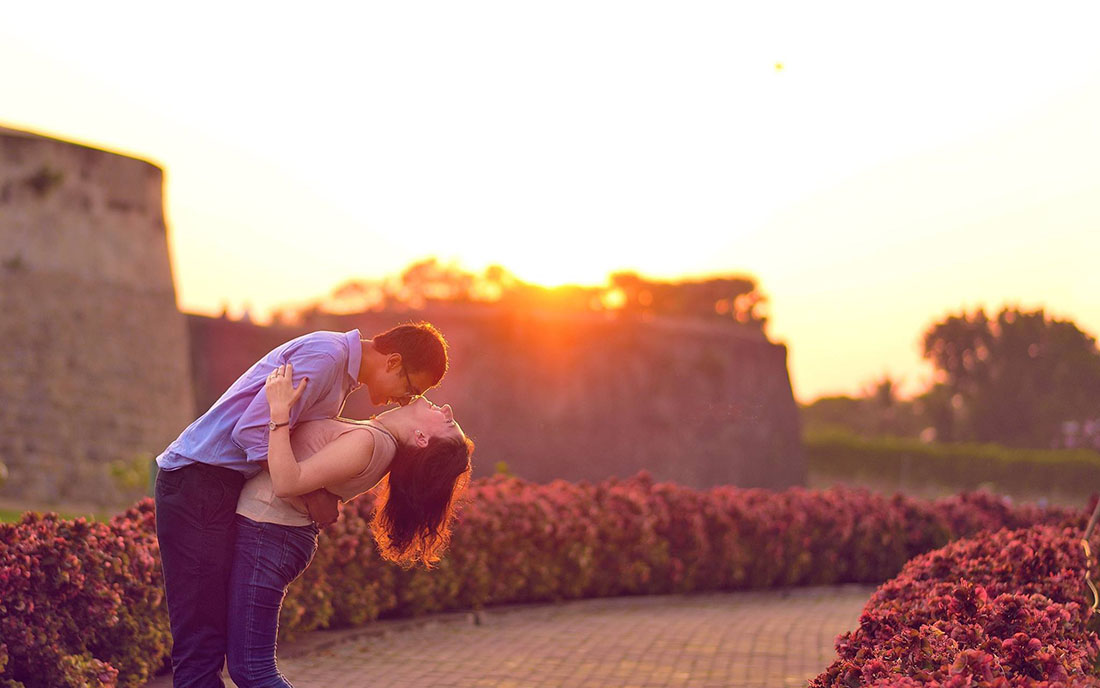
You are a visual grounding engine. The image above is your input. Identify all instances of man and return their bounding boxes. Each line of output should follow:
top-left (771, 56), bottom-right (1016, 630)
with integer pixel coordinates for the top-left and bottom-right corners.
top-left (154, 322), bottom-right (448, 688)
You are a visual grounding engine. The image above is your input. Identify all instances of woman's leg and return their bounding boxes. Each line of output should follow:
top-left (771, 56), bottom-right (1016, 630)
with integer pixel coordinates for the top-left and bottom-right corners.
top-left (226, 516), bottom-right (318, 688)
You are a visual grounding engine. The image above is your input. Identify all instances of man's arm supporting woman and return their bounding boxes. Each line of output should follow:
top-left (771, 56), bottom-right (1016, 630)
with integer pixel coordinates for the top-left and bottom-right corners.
top-left (300, 490), bottom-right (340, 527)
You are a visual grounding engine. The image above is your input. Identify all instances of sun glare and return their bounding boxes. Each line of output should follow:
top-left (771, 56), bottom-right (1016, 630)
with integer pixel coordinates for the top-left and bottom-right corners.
top-left (600, 288), bottom-right (628, 310)
top-left (489, 260), bottom-right (614, 291)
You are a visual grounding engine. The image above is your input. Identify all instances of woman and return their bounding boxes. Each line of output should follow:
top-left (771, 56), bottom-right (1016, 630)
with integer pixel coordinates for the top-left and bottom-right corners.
top-left (226, 363), bottom-right (473, 688)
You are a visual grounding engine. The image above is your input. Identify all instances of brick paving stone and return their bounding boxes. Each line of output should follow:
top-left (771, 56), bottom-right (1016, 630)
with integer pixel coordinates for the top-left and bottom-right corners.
top-left (142, 584), bottom-right (873, 688)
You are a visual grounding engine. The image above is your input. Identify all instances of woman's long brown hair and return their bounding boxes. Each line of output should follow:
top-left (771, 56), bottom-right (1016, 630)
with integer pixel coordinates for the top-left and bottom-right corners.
top-left (370, 434), bottom-right (474, 568)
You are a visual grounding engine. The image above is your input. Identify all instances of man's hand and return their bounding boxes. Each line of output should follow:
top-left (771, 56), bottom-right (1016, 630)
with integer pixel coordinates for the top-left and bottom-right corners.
top-left (301, 489), bottom-right (340, 528)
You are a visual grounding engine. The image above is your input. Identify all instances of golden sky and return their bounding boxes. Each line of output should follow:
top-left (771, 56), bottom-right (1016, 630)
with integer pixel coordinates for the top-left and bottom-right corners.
top-left (2, 1), bottom-right (1098, 402)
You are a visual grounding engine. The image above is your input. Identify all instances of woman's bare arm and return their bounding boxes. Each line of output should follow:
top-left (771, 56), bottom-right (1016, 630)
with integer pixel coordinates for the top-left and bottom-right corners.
top-left (264, 363), bottom-right (375, 498)
top-left (266, 429), bottom-right (373, 498)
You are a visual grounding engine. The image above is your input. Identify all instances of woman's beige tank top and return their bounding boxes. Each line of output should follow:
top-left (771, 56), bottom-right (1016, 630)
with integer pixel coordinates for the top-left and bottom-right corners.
top-left (236, 418), bottom-right (397, 527)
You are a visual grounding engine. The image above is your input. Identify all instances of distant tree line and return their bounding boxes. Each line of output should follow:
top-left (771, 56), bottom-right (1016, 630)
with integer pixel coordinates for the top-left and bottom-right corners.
top-left (802, 307), bottom-right (1100, 450)
top-left (272, 258), bottom-right (767, 329)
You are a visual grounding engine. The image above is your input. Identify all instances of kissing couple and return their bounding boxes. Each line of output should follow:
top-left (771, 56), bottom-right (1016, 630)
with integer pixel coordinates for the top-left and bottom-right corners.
top-left (154, 322), bottom-right (474, 687)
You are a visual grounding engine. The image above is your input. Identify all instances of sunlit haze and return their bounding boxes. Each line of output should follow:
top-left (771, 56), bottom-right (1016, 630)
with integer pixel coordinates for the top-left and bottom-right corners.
top-left (3, 1), bottom-right (1098, 402)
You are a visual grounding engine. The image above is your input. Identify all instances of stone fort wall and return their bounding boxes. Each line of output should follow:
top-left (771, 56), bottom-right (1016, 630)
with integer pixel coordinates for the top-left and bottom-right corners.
top-left (0, 127), bottom-right (195, 505)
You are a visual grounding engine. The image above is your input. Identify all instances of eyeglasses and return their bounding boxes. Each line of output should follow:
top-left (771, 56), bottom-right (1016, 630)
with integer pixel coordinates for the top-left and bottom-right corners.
top-left (398, 367), bottom-right (422, 405)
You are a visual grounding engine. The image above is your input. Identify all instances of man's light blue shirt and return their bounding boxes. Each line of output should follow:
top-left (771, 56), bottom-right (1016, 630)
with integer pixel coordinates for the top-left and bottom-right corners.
top-left (157, 329), bottom-right (364, 477)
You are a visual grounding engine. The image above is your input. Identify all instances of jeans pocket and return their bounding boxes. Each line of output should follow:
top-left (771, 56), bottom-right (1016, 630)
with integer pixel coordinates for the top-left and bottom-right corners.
top-left (281, 528), bottom-right (319, 583)
top-left (154, 468), bottom-right (185, 500)
top-left (194, 473), bottom-right (238, 526)
top-left (210, 479), bottom-right (232, 517)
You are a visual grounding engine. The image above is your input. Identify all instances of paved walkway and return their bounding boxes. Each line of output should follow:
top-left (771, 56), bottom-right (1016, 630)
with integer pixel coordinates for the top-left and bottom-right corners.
top-left (143, 584), bottom-right (874, 688)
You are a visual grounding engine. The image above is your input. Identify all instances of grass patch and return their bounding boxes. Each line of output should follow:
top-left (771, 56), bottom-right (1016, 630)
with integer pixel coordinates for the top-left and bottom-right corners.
top-left (0, 508), bottom-right (24, 523)
top-left (0, 506), bottom-right (112, 523)
top-left (805, 428), bottom-right (1100, 504)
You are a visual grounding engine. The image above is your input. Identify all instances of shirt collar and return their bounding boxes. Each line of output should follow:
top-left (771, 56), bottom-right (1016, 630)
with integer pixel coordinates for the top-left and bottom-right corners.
top-left (344, 329), bottom-right (363, 387)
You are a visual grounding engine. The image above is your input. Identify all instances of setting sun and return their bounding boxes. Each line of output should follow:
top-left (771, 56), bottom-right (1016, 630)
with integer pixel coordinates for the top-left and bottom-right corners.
top-left (472, 255), bottom-right (633, 291)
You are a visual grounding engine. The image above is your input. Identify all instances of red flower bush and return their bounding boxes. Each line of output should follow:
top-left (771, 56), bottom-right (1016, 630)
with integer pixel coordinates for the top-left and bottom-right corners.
top-left (279, 476), bottom-right (1081, 639)
top-left (0, 501), bottom-right (167, 688)
top-left (0, 474), bottom-right (1086, 687)
top-left (810, 525), bottom-right (1100, 687)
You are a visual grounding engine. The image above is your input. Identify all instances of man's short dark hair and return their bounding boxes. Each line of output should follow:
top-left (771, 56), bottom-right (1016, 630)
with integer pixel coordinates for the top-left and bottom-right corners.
top-left (373, 321), bottom-right (449, 386)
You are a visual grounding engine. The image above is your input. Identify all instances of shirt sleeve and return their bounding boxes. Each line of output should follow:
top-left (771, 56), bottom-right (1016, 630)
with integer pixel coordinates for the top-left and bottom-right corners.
top-left (231, 350), bottom-right (342, 463)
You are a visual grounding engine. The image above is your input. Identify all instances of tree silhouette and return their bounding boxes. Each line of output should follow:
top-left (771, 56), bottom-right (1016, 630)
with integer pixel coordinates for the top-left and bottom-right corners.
top-left (921, 307), bottom-right (1100, 447)
top-left (800, 375), bottom-right (926, 438)
top-left (275, 260), bottom-right (768, 329)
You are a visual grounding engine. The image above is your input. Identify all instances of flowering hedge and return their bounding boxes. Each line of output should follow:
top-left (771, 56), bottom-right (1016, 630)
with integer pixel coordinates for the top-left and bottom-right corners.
top-left (0, 501), bottom-right (167, 688)
top-left (281, 478), bottom-right (1080, 630)
top-left (0, 474), bottom-right (1085, 687)
top-left (810, 524), bottom-right (1100, 687)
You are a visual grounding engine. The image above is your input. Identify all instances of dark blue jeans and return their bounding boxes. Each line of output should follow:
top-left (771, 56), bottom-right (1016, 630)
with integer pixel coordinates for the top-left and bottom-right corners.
top-left (226, 515), bottom-right (319, 688)
top-left (155, 462), bottom-right (246, 688)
